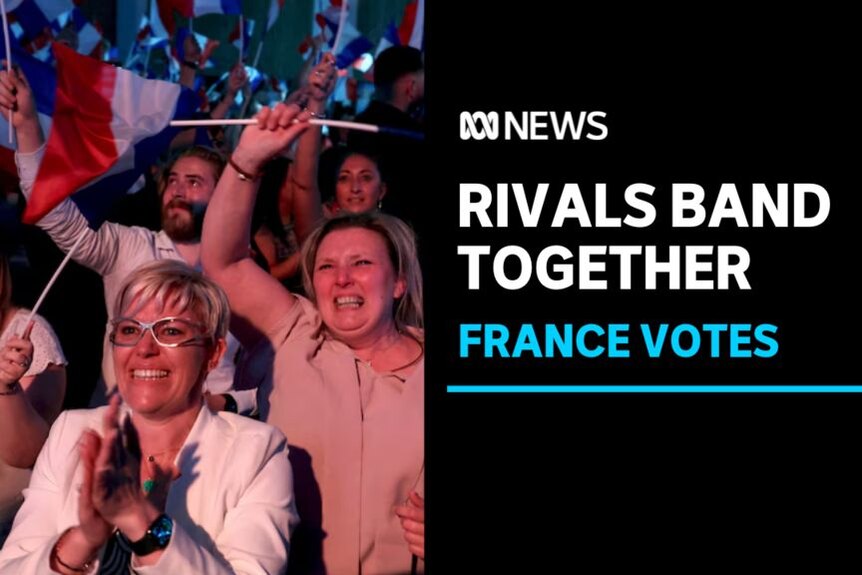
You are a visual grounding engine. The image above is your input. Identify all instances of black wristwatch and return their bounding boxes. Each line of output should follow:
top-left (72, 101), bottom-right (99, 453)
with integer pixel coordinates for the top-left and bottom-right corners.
top-left (129, 514), bottom-right (173, 556)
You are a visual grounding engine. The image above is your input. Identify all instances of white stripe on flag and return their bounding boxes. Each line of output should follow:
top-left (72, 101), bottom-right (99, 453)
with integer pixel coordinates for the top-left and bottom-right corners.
top-left (80, 73), bottom-right (180, 186)
top-left (408, 0), bottom-right (424, 49)
top-left (194, 0), bottom-right (226, 16)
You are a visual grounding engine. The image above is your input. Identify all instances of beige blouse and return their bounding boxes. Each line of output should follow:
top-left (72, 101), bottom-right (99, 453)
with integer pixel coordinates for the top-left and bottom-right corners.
top-left (238, 296), bottom-right (424, 575)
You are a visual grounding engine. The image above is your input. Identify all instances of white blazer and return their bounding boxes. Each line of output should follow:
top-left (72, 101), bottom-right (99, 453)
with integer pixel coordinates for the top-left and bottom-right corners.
top-left (0, 404), bottom-right (298, 574)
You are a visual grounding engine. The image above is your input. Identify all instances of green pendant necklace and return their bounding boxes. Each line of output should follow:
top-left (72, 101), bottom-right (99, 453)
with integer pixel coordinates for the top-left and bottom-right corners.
top-left (142, 448), bottom-right (181, 495)
top-left (143, 455), bottom-right (158, 495)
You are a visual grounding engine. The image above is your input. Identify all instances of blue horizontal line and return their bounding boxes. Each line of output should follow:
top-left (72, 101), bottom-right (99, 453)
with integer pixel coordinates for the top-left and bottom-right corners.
top-left (447, 385), bottom-right (862, 393)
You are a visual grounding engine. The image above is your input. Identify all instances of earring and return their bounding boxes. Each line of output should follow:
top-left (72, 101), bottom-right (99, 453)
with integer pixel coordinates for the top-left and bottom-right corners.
top-left (377, 200), bottom-right (383, 210)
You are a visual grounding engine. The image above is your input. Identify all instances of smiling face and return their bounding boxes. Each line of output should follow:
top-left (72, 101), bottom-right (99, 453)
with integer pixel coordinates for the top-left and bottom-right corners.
top-left (160, 156), bottom-right (219, 242)
top-left (312, 227), bottom-right (405, 348)
top-left (334, 154), bottom-right (387, 214)
top-left (113, 294), bottom-right (222, 420)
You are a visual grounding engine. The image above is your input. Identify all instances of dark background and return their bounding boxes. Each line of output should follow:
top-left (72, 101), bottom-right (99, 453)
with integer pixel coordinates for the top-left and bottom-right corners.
top-left (427, 6), bottom-right (860, 571)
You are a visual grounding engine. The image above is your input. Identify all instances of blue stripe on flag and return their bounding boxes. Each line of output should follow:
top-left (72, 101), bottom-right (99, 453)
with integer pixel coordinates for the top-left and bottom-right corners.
top-left (220, 0), bottom-right (242, 14)
top-left (0, 43), bottom-right (56, 115)
top-left (10, 0), bottom-right (52, 40)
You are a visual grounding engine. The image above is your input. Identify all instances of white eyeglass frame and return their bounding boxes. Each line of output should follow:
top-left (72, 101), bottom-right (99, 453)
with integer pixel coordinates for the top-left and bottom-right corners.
top-left (109, 316), bottom-right (212, 348)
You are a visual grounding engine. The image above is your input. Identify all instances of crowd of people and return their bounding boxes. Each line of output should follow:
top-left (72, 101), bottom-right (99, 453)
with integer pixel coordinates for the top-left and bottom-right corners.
top-left (0, 19), bottom-right (426, 574)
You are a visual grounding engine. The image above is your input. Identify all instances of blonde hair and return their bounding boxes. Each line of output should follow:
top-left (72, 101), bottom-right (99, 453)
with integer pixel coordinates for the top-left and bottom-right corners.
top-left (113, 260), bottom-right (230, 340)
top-left (301, 212), bottom-right (423, 330)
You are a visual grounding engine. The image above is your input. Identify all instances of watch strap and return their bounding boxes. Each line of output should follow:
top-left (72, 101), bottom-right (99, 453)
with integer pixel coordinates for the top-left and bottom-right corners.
top-left (129, 513), bottom-right (173, 556)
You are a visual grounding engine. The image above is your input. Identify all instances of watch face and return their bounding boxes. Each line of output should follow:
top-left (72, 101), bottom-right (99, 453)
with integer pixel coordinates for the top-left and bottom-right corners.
top-left (128, 514), bottom-right (174, 556)
top-left (151, 515), bottom-right (173, 547)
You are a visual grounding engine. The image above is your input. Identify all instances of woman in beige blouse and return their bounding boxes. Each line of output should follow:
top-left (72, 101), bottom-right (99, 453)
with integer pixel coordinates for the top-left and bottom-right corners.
top-left (203, 103), bottom-right (425, 574)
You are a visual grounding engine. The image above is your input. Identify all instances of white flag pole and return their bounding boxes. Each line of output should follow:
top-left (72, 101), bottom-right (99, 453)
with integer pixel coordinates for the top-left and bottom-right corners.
top-left (144, 43), bottom-right (152, 74)
top-left (171, 117), bottom-right (376, 133)
top-left (24, 230), bottom-right (88, 327)
top-left (169, 117), bottom-right (424, 139)
top-left (252, 40), bottom-right (263, 68)
top-left (238, 15), bottom-right (244, 64)
top-left (1, 0), bottom-right (14, 143)
top-left (331, 0), bottom-right (349, 58)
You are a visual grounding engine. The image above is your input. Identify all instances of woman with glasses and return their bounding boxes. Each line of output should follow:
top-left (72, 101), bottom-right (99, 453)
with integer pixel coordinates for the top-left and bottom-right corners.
top-left (1, 252), bottom-right (67, 545)
top-left (0, 260), bottom-right (298, 574)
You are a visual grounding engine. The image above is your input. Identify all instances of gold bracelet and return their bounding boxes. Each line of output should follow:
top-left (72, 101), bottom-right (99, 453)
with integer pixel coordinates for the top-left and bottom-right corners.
top-left (51, 528), bottom-right (94, 573)
top-left (228, 156), bottom-right (260, 182)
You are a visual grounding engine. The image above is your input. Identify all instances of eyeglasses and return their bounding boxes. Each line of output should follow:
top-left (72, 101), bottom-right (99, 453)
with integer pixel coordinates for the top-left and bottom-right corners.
top-left (109, 317), bottom-right (212, 348)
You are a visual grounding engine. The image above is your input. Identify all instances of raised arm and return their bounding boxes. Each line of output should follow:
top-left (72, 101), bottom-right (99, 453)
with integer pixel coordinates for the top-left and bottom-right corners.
top-left (285, 53), bottom-right (336, 244)
top-left (0, 62), bottom-right (43, 153)
top-left (209, 62), bottom-right (248, 121)
top-left (201, 104), bottom-right (311, 347)
top-left (0, 66), bottom-right (124, 275)
top-left (179, 33), bottom-right (201, 90)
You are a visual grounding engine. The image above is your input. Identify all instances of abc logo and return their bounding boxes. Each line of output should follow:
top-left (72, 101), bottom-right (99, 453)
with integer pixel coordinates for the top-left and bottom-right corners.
top-left (460, 111), bottom-right (499, 140)
top-left (459, 110), bottom-right (608, 141)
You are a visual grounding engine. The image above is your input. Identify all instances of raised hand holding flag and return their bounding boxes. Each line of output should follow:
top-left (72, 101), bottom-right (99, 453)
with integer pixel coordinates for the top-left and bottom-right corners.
top-left (10, 42), bottom-right (196, 226)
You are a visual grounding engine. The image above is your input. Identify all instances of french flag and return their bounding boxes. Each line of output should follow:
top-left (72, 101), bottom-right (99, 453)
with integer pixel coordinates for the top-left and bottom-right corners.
top-left (0, 43), bottom-right (53, 176)
top-left (124, 16), bottom-right (169, 77)
top-left (398, 0), bottom-right (424, 50)
top-left (5, 0), bottom-right (72, 41)
top-left (21, 43), bottom-right (197, 225)
top-left (150, 0), bottom-right (242, 37)
top-left (374, 21), bottom-right (400, 57)
top-left (192, 0), bottom-right (241, 17)
top-left (374, 0), bottom-right (424, 57)
top-left (51, 7), bottom-right (103, 57)
top-left (173, 27), bottom-right (219, 70)
top-left (228, 17), bottom-right (254, 55)
top-left (315, 6), bottom-right (373, 69)
top-left (266, 0), bottom-right (285, 31)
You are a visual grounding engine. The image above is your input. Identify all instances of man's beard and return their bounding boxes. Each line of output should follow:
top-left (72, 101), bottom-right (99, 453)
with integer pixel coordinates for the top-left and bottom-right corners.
top-left (161, 199), bottom-right (206, 243)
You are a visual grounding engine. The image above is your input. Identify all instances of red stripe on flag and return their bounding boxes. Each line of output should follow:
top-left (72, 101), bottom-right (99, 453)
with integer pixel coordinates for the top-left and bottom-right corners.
top-left (156, 0), bottom-right (193, 36)
top-left (23, 43), bottom-right (118, 225)
top-left (398, 1), bottom-right (417, 46)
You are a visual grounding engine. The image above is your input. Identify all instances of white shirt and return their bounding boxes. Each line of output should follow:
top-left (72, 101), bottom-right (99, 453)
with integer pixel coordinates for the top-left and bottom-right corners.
top-left (0, 404), bottom-right (298, 574)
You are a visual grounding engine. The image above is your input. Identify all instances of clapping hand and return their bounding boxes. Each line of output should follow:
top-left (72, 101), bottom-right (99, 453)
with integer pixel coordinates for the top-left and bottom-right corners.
top-left (86, 395), bottom-right (160, 540)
